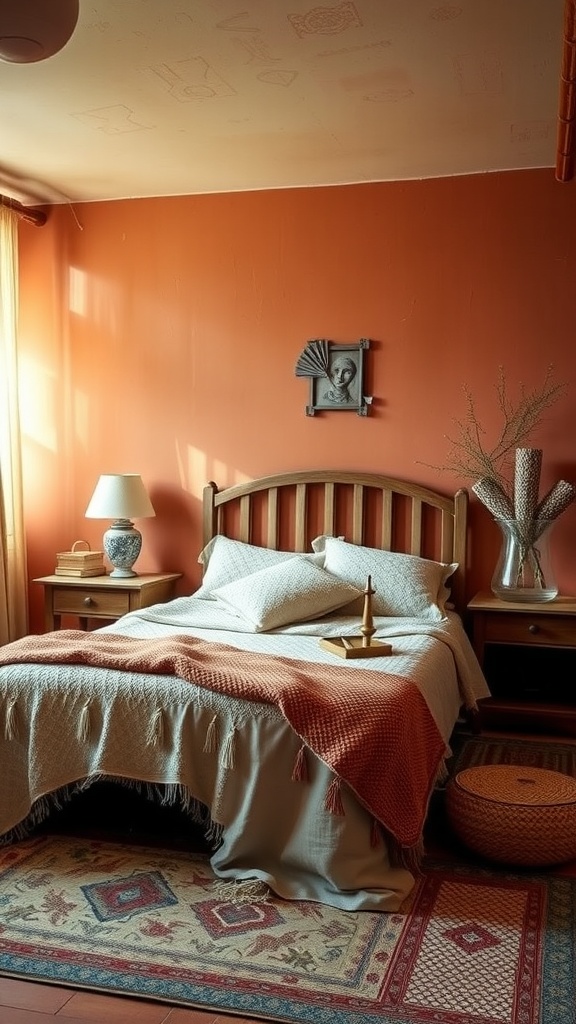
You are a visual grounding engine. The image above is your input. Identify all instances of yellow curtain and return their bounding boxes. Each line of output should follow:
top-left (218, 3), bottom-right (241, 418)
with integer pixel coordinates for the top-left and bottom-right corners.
top-left (0, 203), bottom-right (28, 643)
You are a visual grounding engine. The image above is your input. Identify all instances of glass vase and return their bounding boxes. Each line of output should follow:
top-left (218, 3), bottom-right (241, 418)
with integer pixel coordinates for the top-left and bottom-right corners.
top-left (491, 519), bottom-right (558, 602)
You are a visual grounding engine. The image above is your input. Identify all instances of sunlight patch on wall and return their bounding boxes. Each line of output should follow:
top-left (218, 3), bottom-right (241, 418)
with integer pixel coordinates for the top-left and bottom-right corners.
top-left (18, 354), bottom-right (57, 451)
top-left (69, 266), bottom-right (87, 317)
top-left (176, 442), bottom-right (206, 499)
top-left (176, 442), bottom-right (251, 498)
top-left (231, 466), bottom-right (252, 487)
top-left (69, 265), bottom-right (120, 334)
top-left (73, 387), bottom-right (89, 451)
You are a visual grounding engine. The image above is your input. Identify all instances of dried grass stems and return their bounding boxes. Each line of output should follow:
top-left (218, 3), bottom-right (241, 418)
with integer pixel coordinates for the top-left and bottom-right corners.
top-left (432, 367), bottom-right (574, 589)
top-left (441, 366), bottom-right (566, 497)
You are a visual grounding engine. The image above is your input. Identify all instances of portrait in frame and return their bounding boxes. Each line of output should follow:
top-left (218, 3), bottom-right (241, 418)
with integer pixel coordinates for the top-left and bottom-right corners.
top-left (295, 338), bottom-right (370, 416)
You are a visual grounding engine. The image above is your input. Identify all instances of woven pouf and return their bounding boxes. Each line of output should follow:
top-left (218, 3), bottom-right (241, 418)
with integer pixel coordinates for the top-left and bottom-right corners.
top-left (446, 764), bottom-right (576, 866)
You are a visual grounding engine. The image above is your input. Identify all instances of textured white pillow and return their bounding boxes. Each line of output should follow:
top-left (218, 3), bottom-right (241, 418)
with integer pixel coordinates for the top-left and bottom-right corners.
top-left (319, 536), bottom-right (457, 620)
top-left (212, 556), bottom-right (362, 631)
top-left (196, 535), bottom-right (324, 598)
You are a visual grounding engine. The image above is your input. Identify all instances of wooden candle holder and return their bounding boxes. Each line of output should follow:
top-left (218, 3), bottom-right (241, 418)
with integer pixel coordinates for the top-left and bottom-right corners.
top-left (320, 575), bottom-right (392, 659)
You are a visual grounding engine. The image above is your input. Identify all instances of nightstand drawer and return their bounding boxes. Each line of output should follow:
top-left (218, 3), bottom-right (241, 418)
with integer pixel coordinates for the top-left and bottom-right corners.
top-left (35, 573), bottom-right (182, 631)
top-left (483, 612), bottom-right (576, 646)
top-left (53, 588), bottom-right (131, 618)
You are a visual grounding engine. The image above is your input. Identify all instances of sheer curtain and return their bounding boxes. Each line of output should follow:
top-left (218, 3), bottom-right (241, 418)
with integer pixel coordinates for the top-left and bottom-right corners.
top-left (0, 203), bottom-right (28, 643)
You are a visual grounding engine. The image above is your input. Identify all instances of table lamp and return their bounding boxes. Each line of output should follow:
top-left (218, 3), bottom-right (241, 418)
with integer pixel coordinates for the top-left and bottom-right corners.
top-left (85, 474), bottom-right (155, 578)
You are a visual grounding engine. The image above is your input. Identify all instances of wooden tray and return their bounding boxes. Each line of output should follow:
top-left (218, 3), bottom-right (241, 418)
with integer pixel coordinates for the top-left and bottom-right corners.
top-left (319, 636), bottom-right (392, 659)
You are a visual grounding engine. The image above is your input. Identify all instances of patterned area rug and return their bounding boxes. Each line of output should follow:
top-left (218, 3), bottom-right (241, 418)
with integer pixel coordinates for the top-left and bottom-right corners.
top-left (0, 833), bottom-right (575, 1023)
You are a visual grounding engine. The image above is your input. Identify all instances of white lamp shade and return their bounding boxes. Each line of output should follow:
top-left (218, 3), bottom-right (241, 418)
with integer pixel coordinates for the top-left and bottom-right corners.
top-left (85, 474), bottom-right (155, 521)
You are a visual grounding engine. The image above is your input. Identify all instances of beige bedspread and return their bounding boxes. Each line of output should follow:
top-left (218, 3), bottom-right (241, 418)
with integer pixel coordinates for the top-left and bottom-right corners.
top-left (0, 629), bottom-right (446, 864)
top-left (0, 604), bottom-right (490, 912)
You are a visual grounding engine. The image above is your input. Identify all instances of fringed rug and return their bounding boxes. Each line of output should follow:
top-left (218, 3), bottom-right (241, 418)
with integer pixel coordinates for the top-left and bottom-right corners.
top-left (0, 833), bottom-right (575, 1023)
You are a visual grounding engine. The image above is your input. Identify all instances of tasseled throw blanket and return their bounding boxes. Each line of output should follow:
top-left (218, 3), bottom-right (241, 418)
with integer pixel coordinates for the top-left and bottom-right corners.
top-left (0, 630), bottom-right (447, 863)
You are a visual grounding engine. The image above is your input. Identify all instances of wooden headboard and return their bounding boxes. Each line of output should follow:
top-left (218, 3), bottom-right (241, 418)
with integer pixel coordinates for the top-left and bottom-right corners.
top-left (203, 470), bottom-right (468, 615)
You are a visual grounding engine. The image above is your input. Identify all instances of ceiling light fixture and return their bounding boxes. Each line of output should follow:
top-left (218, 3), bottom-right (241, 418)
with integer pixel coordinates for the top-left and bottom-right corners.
top-left (0, 0), bottom-right (79, 64)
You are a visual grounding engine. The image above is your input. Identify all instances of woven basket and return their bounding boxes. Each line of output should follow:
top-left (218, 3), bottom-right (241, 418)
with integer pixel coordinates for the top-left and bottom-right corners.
top-left (446, 764), bottom-right (576, 866)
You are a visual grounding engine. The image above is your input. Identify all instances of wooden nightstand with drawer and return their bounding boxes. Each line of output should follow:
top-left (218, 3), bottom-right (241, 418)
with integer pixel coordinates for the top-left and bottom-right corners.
top-left (467, 590), bottom-right (576, 735)
top-left (34, 573), bottom-right (182, 631)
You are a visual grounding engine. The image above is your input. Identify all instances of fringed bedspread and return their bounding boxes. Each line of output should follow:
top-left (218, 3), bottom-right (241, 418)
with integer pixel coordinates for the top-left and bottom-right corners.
top-left (0, 629), bottom-right (446, 866)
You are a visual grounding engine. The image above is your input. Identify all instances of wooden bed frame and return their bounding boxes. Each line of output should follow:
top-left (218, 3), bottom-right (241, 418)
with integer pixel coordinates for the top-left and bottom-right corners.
top-left (203, 470), bottom-right (468, 615)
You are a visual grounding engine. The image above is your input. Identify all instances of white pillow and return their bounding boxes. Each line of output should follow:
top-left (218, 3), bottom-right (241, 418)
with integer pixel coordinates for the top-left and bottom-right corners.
top-left (196, 535), bottom-right (324, 598)
top-left (318, 536), bottom-right (457, 620)
top-left (212, 556), bottom-right (362, 632)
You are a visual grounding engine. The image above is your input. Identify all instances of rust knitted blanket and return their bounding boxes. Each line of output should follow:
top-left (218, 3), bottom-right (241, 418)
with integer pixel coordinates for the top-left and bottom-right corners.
top-left (0, 630), bottom-right (446, 857)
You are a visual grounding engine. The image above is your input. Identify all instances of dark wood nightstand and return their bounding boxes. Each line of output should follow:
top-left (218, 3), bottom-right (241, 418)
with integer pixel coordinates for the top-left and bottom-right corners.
top-left (467, 590), bottom-right (576, 736)
top-left (34, 572), bottom-right (182, 631)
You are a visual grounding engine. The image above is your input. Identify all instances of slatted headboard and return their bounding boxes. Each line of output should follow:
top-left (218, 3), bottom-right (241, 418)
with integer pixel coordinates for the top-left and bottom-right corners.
top-left (203, 470), bottom-right (468, 615)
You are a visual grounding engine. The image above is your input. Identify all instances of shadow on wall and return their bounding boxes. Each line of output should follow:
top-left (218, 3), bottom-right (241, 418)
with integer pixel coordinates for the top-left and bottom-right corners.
top-left (144, 484), bottom-right (198, 595)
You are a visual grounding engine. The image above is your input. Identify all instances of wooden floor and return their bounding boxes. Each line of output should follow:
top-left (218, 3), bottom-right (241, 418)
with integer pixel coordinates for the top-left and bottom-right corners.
top-left (0, 977), bottom-right (267, 1023)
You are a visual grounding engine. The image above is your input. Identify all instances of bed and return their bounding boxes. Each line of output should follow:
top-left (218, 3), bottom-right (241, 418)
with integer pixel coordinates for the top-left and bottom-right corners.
top-left (0, 470), bottom-right (490, 912)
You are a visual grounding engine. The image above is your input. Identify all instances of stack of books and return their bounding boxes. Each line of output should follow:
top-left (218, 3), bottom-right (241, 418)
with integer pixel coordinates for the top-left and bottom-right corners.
top-left (55, 541), bottom-right (106, 577)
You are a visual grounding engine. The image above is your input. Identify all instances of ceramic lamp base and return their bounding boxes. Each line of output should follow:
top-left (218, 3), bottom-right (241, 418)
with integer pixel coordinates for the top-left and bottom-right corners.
top-left (103, 520), bottom-right (142, 578)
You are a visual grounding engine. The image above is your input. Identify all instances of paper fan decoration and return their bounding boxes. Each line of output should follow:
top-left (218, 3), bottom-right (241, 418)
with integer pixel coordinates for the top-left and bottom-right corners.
top-left (295, 339), bottom-right (330, 377)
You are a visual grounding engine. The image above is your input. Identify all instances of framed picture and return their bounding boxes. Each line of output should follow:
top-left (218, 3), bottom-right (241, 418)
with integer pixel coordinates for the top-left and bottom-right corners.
top-left (295, 338), bottom-right (370, 416)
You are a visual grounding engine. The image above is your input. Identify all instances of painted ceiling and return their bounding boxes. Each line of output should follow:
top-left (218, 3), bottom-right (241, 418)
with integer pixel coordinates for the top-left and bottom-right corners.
top-left (0, 0), bottom-right (566, 206)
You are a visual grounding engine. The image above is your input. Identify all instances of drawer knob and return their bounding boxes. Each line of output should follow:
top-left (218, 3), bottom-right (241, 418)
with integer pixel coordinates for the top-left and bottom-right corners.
top-left (83, 597), bottom-right (94, 607)
top-left (528, 623), bottom-right (539, 634)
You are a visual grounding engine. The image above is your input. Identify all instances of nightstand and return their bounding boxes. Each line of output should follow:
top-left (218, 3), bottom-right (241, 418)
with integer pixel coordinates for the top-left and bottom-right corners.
top-left (467, 590), bottom-right (576, 736)
top-left (34, 573), bottom-right (182, 631)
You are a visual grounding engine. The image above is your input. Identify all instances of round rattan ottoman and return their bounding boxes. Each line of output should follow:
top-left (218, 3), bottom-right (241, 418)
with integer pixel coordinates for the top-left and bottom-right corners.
top-left (446, 764), bottom-right (576, 867)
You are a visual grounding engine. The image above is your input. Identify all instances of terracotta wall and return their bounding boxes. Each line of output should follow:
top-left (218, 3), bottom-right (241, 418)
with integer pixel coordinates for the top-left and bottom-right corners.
top-left (18, 169), bottom-right (576, 632)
